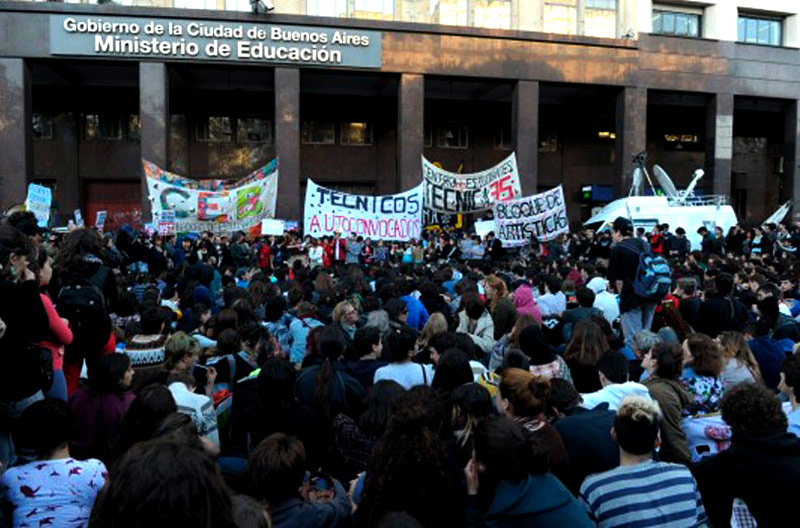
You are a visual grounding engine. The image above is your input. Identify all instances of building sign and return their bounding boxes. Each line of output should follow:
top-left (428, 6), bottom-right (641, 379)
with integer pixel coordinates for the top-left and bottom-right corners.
top-left (422, 153), bottom-right (522, 214)
top-left (493, 185), bottom-right (569, 246)
top-left (304, 180), bottom-right (423, 241)
top-left (49, 15), bottom-right (381, 68)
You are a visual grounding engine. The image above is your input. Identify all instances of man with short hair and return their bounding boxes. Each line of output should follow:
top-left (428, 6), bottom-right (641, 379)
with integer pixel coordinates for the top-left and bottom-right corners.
top-left (580, 396), bottom-right (707, 527)
top-left (580, 351), bottom-right (651, 412)
top-left (695, 273), bottom-right (748, 338)
top-left (694, 383), bottom-right (800, 527)
top-left (347, 326), bottom-right (387, 389)
top-left (562, 286), bottom-right (605, 341)
top-left (607, 217), bottom-right (657, 349)
top-left (486, 231), bottom-right (504, 261)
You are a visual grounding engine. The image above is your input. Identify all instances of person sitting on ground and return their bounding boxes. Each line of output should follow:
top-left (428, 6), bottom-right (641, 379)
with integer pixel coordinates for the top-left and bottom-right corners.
top-left (125, 306), bottom-right (172, 381)
top-left (695, 273), bottom-right (749, 338)
top-left (512, 280), bottom-right (542, 325)
top-left (347, 326), bottom-right (389, 390)
top-left (247, 433), bottom-right (352, 528)
top-left (484, 275), bottom-right (517, 341)
top-left (694, 383), bottom-right (800, 527)
top-left (1, 399), bottom-right (108, 528)
top-left (113, 384), bottom-right (177, 461)
top-left (489, 314), bottom-right (536, 372)
top-left (538, 275), bottom-right (567, 317)
top-left (586, 277), bottom-right (619, 326)
top-left (464, 415), bottom-right (592, 527)
top-left (580, 350), bottom-right (651, 412)
top-left (167, 372), bottom-right (220, 449)
top-left (517, 325), bottom-right (572, 382)
top-left (562, 286), bottom-right (605, 342)
top-left (548, 379), bottom-right (618, 496)
top-left (374, 329), bottom-right (433, 390)
top-left (288, 302), bottom-right (324, 367)
top-left (641, 343), bottom-right (692, 466)
top-left (745, 319), bottom-right (788, 391)
top-left (563, 320), bottom-right (608, 393)
top-left (579, 396), bottom-right (707, 527)
top-left (680, 334), bottom-right (726, 415)
top-left (456, 291), bottom-right (496, 358)
top-left (718, 330), bottom-right (761, 390)
top-left (780, 352), bottom-right (800, 438)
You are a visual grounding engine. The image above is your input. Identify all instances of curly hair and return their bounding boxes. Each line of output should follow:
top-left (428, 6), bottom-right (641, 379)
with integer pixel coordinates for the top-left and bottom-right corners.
top-left (721, 382), bottom-right (787, 432)
top-left (54, 227), bottom-right (103, 274)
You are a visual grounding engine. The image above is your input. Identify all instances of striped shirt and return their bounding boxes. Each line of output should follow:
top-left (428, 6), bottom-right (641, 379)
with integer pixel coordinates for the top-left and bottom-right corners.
top-left (580, 460), bottom-right (707, 528)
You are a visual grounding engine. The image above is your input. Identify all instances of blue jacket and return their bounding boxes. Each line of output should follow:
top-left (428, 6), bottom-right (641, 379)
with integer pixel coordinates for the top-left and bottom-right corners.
top-left (401, 295), bottom-right (429, 331)
top-left (466, 473), bottom-right (592, 527)
top-left (269, 479), bottom-right (352, 528)
top-left (288, 316), bottom-right (324, 364)
top-left (748, 336), bottom-right (788, 390)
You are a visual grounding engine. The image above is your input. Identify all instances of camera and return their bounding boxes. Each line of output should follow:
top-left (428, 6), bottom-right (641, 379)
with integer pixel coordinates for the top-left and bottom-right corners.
top-left (250, 0), bottom-right (275, 13)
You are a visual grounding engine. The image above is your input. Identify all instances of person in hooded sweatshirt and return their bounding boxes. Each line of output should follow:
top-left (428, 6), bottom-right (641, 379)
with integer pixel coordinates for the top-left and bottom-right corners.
top-left (465, 415), bottom-right (592, 528)
top-left (694, 383), bottom-right (800, 527)
top-left (512, 282), bottom-right (542, 326)
top-left (586, 277), bottom-right (619, 326)
top-left (580, 350), bottom-right (651, 412)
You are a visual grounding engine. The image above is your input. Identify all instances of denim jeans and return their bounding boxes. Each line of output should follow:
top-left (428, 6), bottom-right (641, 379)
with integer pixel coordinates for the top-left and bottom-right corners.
top-left (0, 390), bottom-right (44, 469)
top-left (620, 303), bottom-right (657, 350)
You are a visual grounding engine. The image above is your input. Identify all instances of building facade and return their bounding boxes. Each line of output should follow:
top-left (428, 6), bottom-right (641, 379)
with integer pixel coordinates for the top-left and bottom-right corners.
top-left (0, 0), bottom-right (799, 228)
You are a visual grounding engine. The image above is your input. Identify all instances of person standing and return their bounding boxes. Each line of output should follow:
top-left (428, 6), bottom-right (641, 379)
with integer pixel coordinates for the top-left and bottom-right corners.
top-left (608, 217), bottom-right (656, 349)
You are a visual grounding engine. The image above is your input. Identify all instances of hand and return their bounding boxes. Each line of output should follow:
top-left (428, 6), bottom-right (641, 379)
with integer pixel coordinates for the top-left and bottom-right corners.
top-left (20, 264), bottom-right (36, 283)
top-left (206, 366), bottom-right (217, 387)
top-left (464, 459), bottom-right (479, 496)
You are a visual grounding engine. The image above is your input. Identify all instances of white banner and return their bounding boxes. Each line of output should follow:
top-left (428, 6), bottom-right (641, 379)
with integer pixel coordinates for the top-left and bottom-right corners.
top-left (422, 153), bottom-right (522, 213)
top-left (494, 185), bottom-right (569, 246)
top-left (25, 183), bottom-right (52, 228)
top-left (144, 159), bottom-right (278, 234)
top-left (304, 180), bottom-right (424, 241)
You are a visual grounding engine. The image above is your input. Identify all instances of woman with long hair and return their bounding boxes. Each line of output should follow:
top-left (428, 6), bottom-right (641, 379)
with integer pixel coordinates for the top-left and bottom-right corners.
top-left (484, 275), bottom-right (518, 341)
top-left (563, 319), bottom-right (608, 393)
top-left (69, 353), bottom-right (135, 464)
top-left (417, 312), bottom-right (448, 351)
top-left (451, 383), bottom-right (494, 468)
top-left (114, 384), bottom-right (177, 461)
top-left (490, 313), bottom-right (536, 372)
top-left (680, 333), bottom-right (726, 415)
top-left (718, 331), bottom-right (761, 390)
top-left (497, 368), bottom-right (569, 483)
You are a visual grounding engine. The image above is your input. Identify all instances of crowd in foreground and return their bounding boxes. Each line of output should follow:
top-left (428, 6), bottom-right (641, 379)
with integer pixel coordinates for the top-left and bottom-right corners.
top-left (1, 210), bottom-right (800, 527)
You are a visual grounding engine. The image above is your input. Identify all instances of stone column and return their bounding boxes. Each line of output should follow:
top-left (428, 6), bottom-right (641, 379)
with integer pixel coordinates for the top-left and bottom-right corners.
top-left (139, 62), bottom-right (170, 223)
top-left (512, 80), bottom-right (539, 195)
top-left (615, 87), bottom-right (647, 197)
top-left (0, 58), bottom-right (32, 211)
top-left (705, 93), bottom-right (734, 197)
top-left (398, 73), bottom-right (424, 192)
top-left (275, 67), bottom-right (301, 219)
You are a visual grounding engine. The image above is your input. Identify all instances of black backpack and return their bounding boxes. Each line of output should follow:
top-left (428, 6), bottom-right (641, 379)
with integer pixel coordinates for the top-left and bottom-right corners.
top-left (56, 267), bottom-right (112, 359)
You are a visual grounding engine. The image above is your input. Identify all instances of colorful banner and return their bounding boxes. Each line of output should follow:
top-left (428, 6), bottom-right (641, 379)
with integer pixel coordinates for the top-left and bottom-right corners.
top-left (422, 153), bottom-right (522, 213)
top-left (304, 180), bottom-right (423, 241)
top-left (493, 185), bottom-right (569, 246)
top-left (143, 159), bottom-right (278, 234)
top-left (25, 183), bottom-right (52, 228)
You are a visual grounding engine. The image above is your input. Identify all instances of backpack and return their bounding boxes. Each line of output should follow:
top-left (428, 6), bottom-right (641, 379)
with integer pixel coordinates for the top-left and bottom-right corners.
top-left (621, 239), bottom-right (672, 302)
top-left (56, 267), bottom-right (112, 358)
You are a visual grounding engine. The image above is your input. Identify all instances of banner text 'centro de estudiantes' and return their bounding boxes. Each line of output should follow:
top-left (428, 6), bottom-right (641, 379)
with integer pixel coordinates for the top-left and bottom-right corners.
top-left (143, 159), bottom-right (278, 234)
top-left (422, 153), bottom-right (522, 214)
top-left (494, 185), bottom-right (569, 246)
top-left (304, 180), bottom-right (423, 241)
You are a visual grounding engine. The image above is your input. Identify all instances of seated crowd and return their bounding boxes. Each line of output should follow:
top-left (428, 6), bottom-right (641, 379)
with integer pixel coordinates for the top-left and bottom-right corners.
top-left (1, 211), bottom-right (800, 527)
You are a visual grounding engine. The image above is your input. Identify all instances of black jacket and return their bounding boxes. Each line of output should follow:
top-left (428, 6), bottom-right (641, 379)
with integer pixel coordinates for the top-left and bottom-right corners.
top-left (693, 428), bottom-right (800, 527)
top-left (694, 294), bottom-right (749, 337)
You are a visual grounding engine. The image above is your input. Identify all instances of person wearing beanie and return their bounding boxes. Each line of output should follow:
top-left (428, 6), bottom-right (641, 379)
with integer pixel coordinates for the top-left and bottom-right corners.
top-left (519, 326), bottom-right (572, 383)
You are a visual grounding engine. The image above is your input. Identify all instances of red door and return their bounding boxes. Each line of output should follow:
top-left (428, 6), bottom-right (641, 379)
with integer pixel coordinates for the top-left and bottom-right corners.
top-left (83, 181), bottom-right (142, 231)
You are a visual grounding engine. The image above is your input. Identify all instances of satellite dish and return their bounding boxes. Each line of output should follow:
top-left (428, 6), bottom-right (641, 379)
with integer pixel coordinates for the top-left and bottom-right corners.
top-left (653, 165), bottom-right (679, 200)
top-left (631, 167), bottom-right (643, 196)
top-left (682, 169), bottom-right (704, 201)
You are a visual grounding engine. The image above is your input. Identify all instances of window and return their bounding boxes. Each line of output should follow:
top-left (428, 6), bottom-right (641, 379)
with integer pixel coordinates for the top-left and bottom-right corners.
top-left (306, 0), bottom-right (348, 17)
top-left (225, 0), bottom-right (252, 12)
top-left (354, 0), bottom-right (394, 20)
top-left (127, 115), bottom-right (140, 140)
top-left (474, 0), bottom-right (512, 30)
top-left (437, 122), bottom-right (468, 149)
top-left (494, 123), bottom-right (512, 150)
top-left (437, 0), bottom-right (469, 26)
top-left (238, 117), bottom-right (272, 144)
top-left (544, 0), bottom-right (577, 35)
top-left (738, 14), bottom-right (782, 46)
top-left (653, 9), bottom-right (701, 38)
top-left (302, 120), bottom-right (335, 144)
top-left (174, 0), bottom-right (217, 9)
top-left (538, 131), bottom-right (558, 152)
top-left (32, 113), bottom-right (53, 139)
top-left (84, 114), bottom-right (122, 140)
top-left (196, 116), bottom-right (233, 142)
top-left (585, 0), bottom-right (617, 38)
top-left (340, 121), bottom-right (373, 146)
top-left (664, 132), bottom-right (702, 151)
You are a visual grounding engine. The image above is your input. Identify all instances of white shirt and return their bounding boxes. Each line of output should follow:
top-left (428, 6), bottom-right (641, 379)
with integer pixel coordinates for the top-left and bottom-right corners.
top-left (538, 291), bottom-right (567, 317)
top-left (594, 291), bottom-right (620, 325)
top-left (374, 362), bottom-right (433, 390)
top-left (580, 382), bottom-right (652, 412)
top-left (309, 246), bottom-right (324, 267)
top-left (168, 382), bottom-right (219, 447)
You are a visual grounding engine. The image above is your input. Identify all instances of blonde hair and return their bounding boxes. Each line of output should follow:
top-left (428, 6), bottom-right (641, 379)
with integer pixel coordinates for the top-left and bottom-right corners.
top-left (719, 331), bottom-right (761, 382)
top-left (485, 275), bottom-right (509, 310)
top-left (332, 301), bottom-right (355, 325)
top-left (418, 312), bottom-right (448, 350)
top-left (164, 332), bottom-right (200, 370)
top-left (617, 396), bottom-right (662, 424)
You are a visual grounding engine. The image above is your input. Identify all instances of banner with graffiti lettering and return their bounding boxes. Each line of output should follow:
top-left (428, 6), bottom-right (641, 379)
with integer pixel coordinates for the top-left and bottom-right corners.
top-left (143, 159), bottom-right (278, 234)
top-left (493, 185), bottom-right (569, 246)
top-left (422, 153), bottom-right (522, 213)
top-left (304, 180), bottom-right (423, 241)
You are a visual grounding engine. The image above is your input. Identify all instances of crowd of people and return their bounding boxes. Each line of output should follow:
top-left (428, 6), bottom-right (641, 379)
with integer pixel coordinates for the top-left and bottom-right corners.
top-left (2, 208), bottom-right (800, 527)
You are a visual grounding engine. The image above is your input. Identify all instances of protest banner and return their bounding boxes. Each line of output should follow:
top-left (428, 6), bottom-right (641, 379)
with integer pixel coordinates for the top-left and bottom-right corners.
top-left (474, 219), bottom-right (495, 238)
top-left (25, 183), bottom-right (52, 228)
top-left (261, 219), bottom-right (285, 236)
top-left (493, 185), bottom-right (569, 246)
top-left (422, 153), bottom-right (522, 214)
top-left (143, 158), bottom-right (278, 234)
top-left (95, 210), bottom-right (107, 229)
top-left (304, 180), bottom-right (423, 241)
top-left (157, 210), bottom-right (177, 236)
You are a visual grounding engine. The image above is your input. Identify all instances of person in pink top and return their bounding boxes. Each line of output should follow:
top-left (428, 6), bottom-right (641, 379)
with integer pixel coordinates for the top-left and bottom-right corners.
top-left (36, 251), bottom-right (73, 400)
top-left (513, 283), bottom-right (542, 325)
